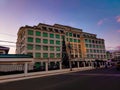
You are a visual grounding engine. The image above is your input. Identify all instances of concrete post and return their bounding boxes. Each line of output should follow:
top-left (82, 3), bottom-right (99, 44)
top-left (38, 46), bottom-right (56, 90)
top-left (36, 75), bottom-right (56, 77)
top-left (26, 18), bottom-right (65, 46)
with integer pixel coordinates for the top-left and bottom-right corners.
top-left (45, 62), bottom-right (48, 71)
top-left (24, 62), bottom-right (28, 76)
top-left (77, 61), bottom-right (80, 68)
top-left (59, 61), bottom-right (62, 70)
top-left (83, 62), bottom-right (85, 67)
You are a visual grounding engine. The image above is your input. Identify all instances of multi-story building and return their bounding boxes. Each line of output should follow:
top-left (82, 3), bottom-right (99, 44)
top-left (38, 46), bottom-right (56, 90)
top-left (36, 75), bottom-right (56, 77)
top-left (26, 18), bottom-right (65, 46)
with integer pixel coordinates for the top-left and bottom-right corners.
top-left (0, 46), bottom-right (9, 54)
top-left (112, 50), bottom-right (120, 61)
top-left (16, 23), bottom-right (106, 69)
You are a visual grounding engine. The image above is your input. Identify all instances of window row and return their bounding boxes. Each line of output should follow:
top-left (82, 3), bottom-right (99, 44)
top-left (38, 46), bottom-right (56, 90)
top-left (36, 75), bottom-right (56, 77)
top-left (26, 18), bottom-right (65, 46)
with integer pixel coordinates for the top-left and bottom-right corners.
top-left (86, 54), bottom-right (106, 59)
top-left (27, 44), bottom-right (61, 51)
top-left (28, 53), bottom-right (61, 58)
top-left (66, 38), bottom-right (80, 43)
top-left (66, 32), bottom-right (80, 38)
top-left (85, 44), bottom-right (105, 49)
top-left (85, 39), bottom-right (104, 44)
top-left (86, 49), bottom-right (106, 53)
top-left (27, 37), bottom-right (61, 45)
top-left (28, 30), bottom-right (61, 39)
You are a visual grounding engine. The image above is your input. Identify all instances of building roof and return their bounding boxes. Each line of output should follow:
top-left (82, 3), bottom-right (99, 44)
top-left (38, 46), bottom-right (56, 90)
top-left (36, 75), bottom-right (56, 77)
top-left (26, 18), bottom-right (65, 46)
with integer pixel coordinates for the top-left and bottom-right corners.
top-left (0, 54), bottom-right (33, 58)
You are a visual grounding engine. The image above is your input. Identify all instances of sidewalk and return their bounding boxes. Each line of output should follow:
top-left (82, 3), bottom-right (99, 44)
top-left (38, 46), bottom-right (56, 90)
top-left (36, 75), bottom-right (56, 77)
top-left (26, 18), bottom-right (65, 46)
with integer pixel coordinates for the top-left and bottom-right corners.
top-left (0, 67), bottom-right (94, 83)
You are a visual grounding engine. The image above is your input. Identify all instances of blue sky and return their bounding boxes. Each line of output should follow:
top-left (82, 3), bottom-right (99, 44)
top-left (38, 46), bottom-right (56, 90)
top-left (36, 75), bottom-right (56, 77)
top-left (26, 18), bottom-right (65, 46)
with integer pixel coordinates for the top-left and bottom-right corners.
top-left (0, 0), bottom-right (120, 53)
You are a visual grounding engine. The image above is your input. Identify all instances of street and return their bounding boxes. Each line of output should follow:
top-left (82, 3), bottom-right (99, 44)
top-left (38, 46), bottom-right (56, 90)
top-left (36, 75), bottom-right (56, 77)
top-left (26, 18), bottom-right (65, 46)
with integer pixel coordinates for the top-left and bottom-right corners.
top-left (0, 67), bottom-right (120, 90)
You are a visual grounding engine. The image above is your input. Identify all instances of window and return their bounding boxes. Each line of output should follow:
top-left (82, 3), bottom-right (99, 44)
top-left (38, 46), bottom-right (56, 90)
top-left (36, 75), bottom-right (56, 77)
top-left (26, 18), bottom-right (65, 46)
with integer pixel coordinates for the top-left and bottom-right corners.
top-left (56, 47), bottom-right (60, 51)
top-left (36, 31), bottom-right (41, 36)
top-left (36, 38), bottom-right (41, 43)
top-left (43, 53), bottom-right (48, 58)
top-left (43, 46), bottom-right (48, 51)
top-left (27, 44), bottom-right (33, 50)
top-left (35, 53), bottom-right (41, 58)
top-left (43, 39), bottom-right (48, 44)
top-left (56, 34), bottom-right (60, 39)
top-left (70, 38), bottom-right (73, 42)
top-left (28, 30), bottom-right (33, 35)
top-left (56, 53), bottom-right (60, 58)
top-left (50, 46), bottom-right (54, 51)
top-left (66, 32), bottom-right (68, 36)
top-left (85, 39), bottom-right (88, 43)
top-left (78, 40), bottom-right (80, 43)
top-left (50, 33), bottom-right (54, 38)
top-left (27, 37), bottom-right (33, 42)
top-left (86, 44), bottom-right (89, 48)
top-left (50, 40), bottom-right (54, 44)
top-left (74, 39), bottom-right (77, 42)
top-left (43, 32), bottom-right (48, 37)
top-left (56, 40), bottom-right (60, 45)
top-left (50, 53), bottom-right (54, 58)
top-left (35, 45), bottom-right (41, 50)
top-left (69, 32), bottom-right (72, 37)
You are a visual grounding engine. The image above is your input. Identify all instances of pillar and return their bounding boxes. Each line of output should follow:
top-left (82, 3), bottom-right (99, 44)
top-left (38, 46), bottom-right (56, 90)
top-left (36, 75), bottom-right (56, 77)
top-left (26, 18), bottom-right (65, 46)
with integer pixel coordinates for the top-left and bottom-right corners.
top-left (45, 62), bottom-right (48, 71)
top-left (77, 61), bottom-right (80, 68)
top-left (59, 61), bottom-right (62, 70)
top-left (24, 62), bottom-right (28, 76)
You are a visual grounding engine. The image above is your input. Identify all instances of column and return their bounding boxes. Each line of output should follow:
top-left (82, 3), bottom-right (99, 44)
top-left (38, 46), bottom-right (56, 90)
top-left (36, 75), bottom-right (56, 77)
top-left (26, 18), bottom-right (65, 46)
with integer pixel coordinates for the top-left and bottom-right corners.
top-left (45, 62), bottom-right (48, 71)
top-left (59, 61), bottom-right (62, 70)
top-left (24, 62), bottom-right (28, 76)
top-left (77, 61), bottom-right (80, 68)
top-left (83, 62), bottom-right (85, 67)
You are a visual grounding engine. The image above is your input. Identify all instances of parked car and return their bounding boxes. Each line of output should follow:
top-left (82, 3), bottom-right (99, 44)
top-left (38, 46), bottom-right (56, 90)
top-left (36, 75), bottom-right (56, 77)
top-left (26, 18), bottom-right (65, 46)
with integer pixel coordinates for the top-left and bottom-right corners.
top-left (116, 62), bottom-right (120, 70)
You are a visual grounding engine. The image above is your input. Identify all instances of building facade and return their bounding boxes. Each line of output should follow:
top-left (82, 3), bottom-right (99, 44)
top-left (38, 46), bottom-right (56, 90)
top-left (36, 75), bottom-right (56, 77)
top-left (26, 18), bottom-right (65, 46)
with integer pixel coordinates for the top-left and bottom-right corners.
top-left (16, 23), bottom-right (106, 68)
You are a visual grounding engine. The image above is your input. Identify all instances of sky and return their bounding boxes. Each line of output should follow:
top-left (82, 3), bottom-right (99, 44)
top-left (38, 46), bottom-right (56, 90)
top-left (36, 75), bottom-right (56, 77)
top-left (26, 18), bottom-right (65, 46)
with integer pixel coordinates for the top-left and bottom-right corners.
top-left (0, 0), bottom-right (120, 54)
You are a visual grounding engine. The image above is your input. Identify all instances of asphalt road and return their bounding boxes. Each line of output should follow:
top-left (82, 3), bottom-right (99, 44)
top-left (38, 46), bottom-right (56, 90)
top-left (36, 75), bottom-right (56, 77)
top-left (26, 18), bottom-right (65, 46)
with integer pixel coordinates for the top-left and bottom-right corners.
top-left (0, 67), bottom-right (120, 90)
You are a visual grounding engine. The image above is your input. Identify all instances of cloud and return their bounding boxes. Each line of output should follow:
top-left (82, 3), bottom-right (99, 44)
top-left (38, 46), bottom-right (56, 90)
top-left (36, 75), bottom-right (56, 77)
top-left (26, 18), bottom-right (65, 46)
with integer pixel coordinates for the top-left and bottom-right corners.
top-left (117, 30), bottom-right (120, 32)
top-left (97, 20), bottom-right (104, 26)
top-left (116, 16), bottom-right (120, 23)
top-left (97, 18), bottom-right (107, 26)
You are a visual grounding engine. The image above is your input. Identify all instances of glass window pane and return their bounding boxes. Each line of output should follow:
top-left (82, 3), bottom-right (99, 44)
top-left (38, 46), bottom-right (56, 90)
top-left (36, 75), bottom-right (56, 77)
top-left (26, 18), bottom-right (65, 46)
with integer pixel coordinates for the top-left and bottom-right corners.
top-left (35, 45), bottom-right (41, 50)
top-left (43, 46), bottom-right (48, 51)
top-left (36, 31), bottom-right (41, 36)
top-left (50, 53), bottom-right (54, 58)
top-left (27, 44), bottom-right (33, 50)
top-left (43, 39), bottom-right (48, 44)
top-left (50, 46), bottom-right (54, 51)
top-left (56, 47), bottom-right (60, 51)
top-left (50, 33), bottom-right (54, 38)
top-left (28, 30), bottom-right (33, 35)
top-left (43, 53), bottom-right (48, 58)
top-left (56, 34), bottom-right (60, 39)
top-left (56, 40), bottom-right (60, 45)
top-left (28, 37), bottom-right (33, 42)
top-left (36, 38), bottom-right (41, 43)
top-left (35, 53), bottom-right (41, 58)
top-left (43, 32), bottom-right (48, 37)
top-left (56, 53), bottom-right (60, 58)
top-left (50, 40), bottom-right (54, 44)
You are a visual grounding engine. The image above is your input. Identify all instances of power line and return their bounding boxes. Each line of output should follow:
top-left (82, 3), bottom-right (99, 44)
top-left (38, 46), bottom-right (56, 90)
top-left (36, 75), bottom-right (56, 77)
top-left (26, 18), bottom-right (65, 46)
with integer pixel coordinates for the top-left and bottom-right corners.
top-left (0, 33), bottom-right (16, 37)
top-left (0, 40), bottom-right (16, 43)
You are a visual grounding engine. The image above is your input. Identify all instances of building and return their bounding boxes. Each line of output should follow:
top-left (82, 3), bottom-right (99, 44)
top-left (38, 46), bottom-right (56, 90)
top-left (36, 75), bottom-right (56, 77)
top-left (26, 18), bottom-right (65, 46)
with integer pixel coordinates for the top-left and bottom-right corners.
top-left (0, 46), bottom-right (9, 54)
top-left (106, 51), bottom-right (113, 60)
top-left (112, 50), bottom-right (120, 61)
top-left (16, 23), bottom-right (106, 68)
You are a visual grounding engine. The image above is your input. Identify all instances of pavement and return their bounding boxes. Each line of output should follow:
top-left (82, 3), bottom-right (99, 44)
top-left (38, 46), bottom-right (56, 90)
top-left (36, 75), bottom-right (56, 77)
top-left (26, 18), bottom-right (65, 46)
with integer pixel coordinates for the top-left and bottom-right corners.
top-left (0, 67), bottom-right (94, 83)
top-left (0, 66), bottom-right (120, 90)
